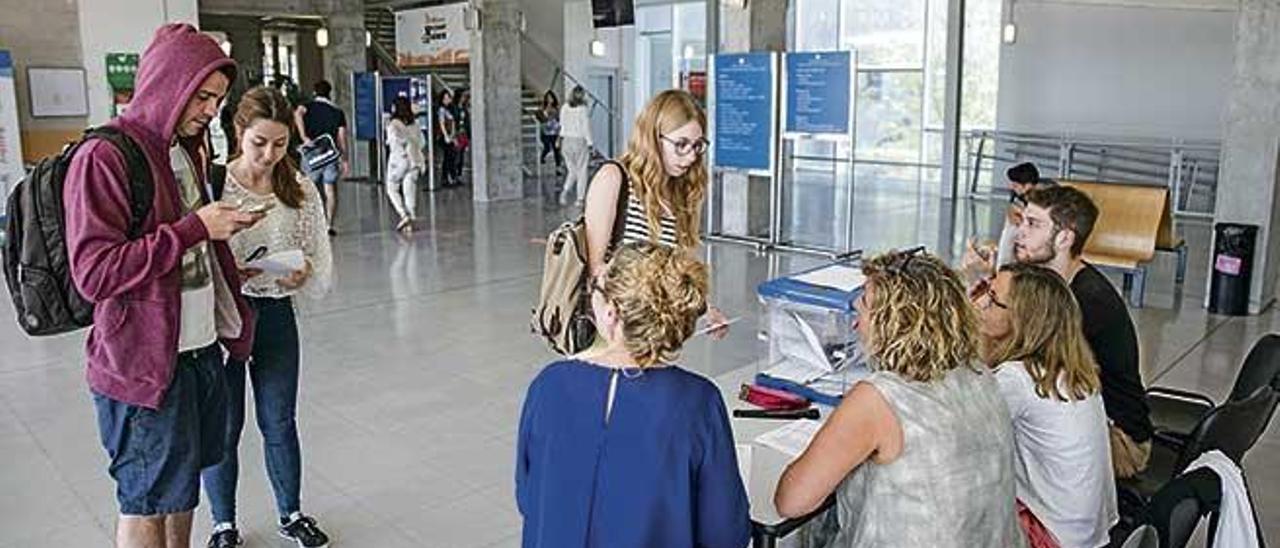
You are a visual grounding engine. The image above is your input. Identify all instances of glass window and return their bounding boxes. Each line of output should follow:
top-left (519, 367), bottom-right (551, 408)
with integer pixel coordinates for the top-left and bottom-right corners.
top-left (841, 0), bottom-right (925, 68)
top-left (795, 0), bottom-right (840, 51)
top-left (855, 71), bottom-right (923, 163)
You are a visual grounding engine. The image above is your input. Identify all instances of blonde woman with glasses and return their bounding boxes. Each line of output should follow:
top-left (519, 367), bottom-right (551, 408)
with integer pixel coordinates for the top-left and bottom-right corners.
top-left (976, 264), bottom-right (1117, 548)
top-left (515, 243), bottom-right (750, 547)
top-left (774, 249), bottom-right (1025, 548)
top-left (582, 90), bottom-right (730, 338)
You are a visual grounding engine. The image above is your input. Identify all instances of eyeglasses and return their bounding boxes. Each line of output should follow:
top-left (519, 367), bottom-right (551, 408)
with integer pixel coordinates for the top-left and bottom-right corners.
top-left (981, 287), bottom-right (1009, 310)
top-left (660, 135), bottom-right (710, 157)
top-left (883, 246), bottom-right (926, 277)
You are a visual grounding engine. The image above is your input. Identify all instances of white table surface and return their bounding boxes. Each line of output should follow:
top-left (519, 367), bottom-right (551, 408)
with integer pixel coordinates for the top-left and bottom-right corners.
top-left (713, 363), bottom-right (834, 528)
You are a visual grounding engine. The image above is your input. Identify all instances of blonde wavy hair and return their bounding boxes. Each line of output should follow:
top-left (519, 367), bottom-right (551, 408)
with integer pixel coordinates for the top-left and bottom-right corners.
top-left (986, 264), bottom-right (1101, 401)
top-left (618, 90), bottom-right (707, 250)
top-left (600, 243), bottom-right (709, 367)
top-left (860, 250), bottom-right (981, 383)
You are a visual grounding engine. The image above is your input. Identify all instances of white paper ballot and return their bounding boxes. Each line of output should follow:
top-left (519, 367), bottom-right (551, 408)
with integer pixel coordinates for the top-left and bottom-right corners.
top-left (246, 249), bottom-right (306, 276)
top-left (756, 419), bottom-right (823, 459)
top-left (792, 264), bottom-right (865, 293)
top-left (772, 311), bottom-right (832, 374)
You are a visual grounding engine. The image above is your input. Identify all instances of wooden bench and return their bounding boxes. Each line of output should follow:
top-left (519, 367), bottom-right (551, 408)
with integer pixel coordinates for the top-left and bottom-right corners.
top-left (1061, 181), bottom-right (1188, 308)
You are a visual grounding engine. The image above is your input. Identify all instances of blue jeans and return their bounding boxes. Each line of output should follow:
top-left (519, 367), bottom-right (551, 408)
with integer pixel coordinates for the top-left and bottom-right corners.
top-left (201, 296), bottom-right (302, 523)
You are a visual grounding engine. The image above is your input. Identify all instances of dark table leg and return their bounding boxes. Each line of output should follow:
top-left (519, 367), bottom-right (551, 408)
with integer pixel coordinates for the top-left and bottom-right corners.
top-left (752, 530), bottom-right (778, 548)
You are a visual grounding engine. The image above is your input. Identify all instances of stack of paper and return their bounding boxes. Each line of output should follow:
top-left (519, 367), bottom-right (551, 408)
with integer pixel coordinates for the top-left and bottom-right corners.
top-left (755, 419), bottom-right (823, 458)
top-left (792, 264), bottom-right (865, 292)
top-left (771, 311), bottom-right (834, 376)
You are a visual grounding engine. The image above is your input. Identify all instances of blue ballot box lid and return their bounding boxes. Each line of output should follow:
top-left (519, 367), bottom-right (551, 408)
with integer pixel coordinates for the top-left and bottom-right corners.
top-left (756, 262), bottom-right (863, 312)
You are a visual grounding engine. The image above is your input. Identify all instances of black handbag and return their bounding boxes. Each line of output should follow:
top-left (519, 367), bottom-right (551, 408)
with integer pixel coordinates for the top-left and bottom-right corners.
top-left (298, 134), bottom-right (340, 172)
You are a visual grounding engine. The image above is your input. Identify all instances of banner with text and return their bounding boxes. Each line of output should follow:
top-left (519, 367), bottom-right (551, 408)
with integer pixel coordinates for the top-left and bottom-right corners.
top-left (396, 3), bottom-right (471, 67)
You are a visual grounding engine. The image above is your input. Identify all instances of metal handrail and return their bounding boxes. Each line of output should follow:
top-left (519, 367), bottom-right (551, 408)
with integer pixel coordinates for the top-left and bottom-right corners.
top-left (518, 30), bottom-right (618, 119)
top-left (963, 129), bottom-right (1220, 219)
top-left (368, 39), bottom-right (402, 75)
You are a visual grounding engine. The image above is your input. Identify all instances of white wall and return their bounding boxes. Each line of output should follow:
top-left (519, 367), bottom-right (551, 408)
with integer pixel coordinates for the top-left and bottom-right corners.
top-left (995, 0), bottom-right (1236, 140)
top-left (522, 0), bottom-right (566, 93)
top-left (78, 0), bottom-right (199, 126)
top-left (564, 0), bottom-right (636, 155)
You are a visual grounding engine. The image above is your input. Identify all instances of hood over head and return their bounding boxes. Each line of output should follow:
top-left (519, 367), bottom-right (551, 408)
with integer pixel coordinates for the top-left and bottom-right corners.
top-left (122, 23), bottom-right (236, 145)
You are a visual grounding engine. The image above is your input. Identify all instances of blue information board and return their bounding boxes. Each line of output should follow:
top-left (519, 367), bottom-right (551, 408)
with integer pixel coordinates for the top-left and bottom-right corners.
top-left (352, 72), bottom-right (378, 141)
top-left (380, 76), bottom-right (411, 116)
top-left (713, 53), bottom-right (775, 172)
top-left (785, 52), bottom-right (852, 135)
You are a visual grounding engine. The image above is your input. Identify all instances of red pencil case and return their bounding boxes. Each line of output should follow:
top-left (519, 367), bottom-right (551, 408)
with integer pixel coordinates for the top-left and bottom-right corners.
top-left (739, 383), bottom-right (810, 410)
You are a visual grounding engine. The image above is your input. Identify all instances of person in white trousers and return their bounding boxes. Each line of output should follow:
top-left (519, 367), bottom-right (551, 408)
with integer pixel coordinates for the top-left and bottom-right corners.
top-left (559, 86), bottom-right (594, 207)
top-left (385, 96), bottom-right (425, 232)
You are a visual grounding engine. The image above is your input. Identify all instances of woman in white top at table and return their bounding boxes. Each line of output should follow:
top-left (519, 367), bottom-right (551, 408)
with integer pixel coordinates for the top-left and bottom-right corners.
top-left (201, 86), bottom-right (334, 548)
top-left (975, 263), bottom-right (1117, 548)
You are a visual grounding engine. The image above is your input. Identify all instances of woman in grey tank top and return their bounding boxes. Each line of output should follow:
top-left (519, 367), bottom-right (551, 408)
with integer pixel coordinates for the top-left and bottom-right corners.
top-left (775, 249), bottom-right (1025, 548)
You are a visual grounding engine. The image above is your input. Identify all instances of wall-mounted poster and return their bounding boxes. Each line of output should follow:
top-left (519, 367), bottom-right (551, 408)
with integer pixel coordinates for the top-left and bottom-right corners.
top-left (396, 3), bottom-right (471, 67)
top-left (105, 53), bottom-right (139, 117)
top-left (27, 67), bottom-right (89, 118)
top-left (0, 50), bottom-right (25, 200)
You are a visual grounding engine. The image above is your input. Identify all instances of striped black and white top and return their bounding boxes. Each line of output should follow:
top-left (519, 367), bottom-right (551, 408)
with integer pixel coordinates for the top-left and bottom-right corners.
top-left (621, 187), bottom-right (680, 248)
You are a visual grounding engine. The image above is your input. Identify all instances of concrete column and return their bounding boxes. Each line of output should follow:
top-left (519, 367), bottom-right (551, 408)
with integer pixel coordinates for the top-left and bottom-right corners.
top-left (1213, 0), bottom-right (1280, 314)
top-left (470, 0), bottom-right (525, 202)
top-left (323, 4), bottom-right (365, 117)
top-left (718, 0), bottom-right (786, 239)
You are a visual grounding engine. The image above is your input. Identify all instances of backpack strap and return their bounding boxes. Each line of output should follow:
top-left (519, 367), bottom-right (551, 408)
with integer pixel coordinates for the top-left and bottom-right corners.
top-left (602, 159), bottom-right (630, 254)
top-left (85, 127), bottom-right (154, 240)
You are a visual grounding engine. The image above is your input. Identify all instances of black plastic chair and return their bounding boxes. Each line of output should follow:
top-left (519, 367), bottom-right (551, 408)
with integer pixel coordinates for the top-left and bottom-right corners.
top-left (1123, 385), bottom-right (1279, 500)
top-left (1148, 333), bottom-right (1280, 449)
top-left (1142, 467), bottom-right (1222, 548)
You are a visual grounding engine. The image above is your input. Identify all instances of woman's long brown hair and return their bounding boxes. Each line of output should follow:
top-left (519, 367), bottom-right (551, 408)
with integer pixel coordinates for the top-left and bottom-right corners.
top-left (232, 86), bottom-right (304, 208)
top-left (987, 263), bottom-right (1102, 401)
top-left (617, 90), bottom-right (707, 250)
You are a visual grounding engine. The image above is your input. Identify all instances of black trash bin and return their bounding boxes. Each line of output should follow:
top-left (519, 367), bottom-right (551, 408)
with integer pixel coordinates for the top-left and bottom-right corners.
top-left (1208, 223), bottom-right (1258, 316)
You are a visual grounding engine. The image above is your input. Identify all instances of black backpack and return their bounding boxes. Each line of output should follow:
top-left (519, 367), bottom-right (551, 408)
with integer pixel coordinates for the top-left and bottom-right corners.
top-left (2, 127), bottom-right (153, 336)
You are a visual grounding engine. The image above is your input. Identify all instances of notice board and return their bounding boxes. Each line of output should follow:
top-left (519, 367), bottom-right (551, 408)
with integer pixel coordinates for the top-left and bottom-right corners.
top-left (785, 52), bottom-right (851, 135)
top-left (713, 52), bottom-right (775, 172)
top-left (353, 72), bottom-right (378, 141)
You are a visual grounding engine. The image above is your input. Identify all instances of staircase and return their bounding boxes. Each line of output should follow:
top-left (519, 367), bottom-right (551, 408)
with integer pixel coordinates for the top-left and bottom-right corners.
top-left (364, 5), bottom-right (552, 178)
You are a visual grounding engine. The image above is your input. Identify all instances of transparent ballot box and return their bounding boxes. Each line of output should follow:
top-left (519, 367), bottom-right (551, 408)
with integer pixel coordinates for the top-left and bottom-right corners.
top-left (754, 262), bottom-right (867, 406)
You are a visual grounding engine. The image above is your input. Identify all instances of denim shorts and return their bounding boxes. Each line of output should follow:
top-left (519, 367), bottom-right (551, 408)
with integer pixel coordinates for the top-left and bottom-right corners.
top-left (306, 162), bottom-right (341, 186)
top-left (92, 344), bottom-right (228, 516)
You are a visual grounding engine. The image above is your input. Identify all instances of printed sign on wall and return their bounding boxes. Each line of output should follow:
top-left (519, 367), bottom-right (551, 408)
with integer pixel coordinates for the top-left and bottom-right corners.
top-left (396, 3), bottom-right (471, 67)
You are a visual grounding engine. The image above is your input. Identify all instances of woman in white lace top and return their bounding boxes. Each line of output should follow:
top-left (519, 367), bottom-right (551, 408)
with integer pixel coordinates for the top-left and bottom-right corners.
top-left (200, 86), bottom-right (334, 548)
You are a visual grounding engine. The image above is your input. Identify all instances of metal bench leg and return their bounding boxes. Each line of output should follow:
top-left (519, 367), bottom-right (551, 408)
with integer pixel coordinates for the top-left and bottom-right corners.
top-left (1175, 245), bottom-right (1188, 285)
top-left (1129, 268), bottom-right (1146, 308)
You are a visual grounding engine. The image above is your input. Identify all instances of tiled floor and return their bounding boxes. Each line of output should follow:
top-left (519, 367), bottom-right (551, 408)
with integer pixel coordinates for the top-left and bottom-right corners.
top-left (0, 175), bottom-right (1274, 547)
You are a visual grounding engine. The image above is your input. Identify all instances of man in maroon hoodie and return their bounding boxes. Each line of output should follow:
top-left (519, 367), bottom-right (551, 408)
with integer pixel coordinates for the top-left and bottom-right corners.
top-left (63, 24), bottom-right (262, 548)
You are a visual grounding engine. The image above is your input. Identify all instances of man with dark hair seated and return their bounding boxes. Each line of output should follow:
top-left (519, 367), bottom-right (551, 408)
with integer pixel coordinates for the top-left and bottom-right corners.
top-left (1014, 185), bottom-right (1154, 479)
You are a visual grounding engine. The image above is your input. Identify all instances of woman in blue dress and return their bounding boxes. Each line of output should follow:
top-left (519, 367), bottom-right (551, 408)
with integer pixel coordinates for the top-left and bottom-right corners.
top-left (515, 242), bottom-right (751, 548)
